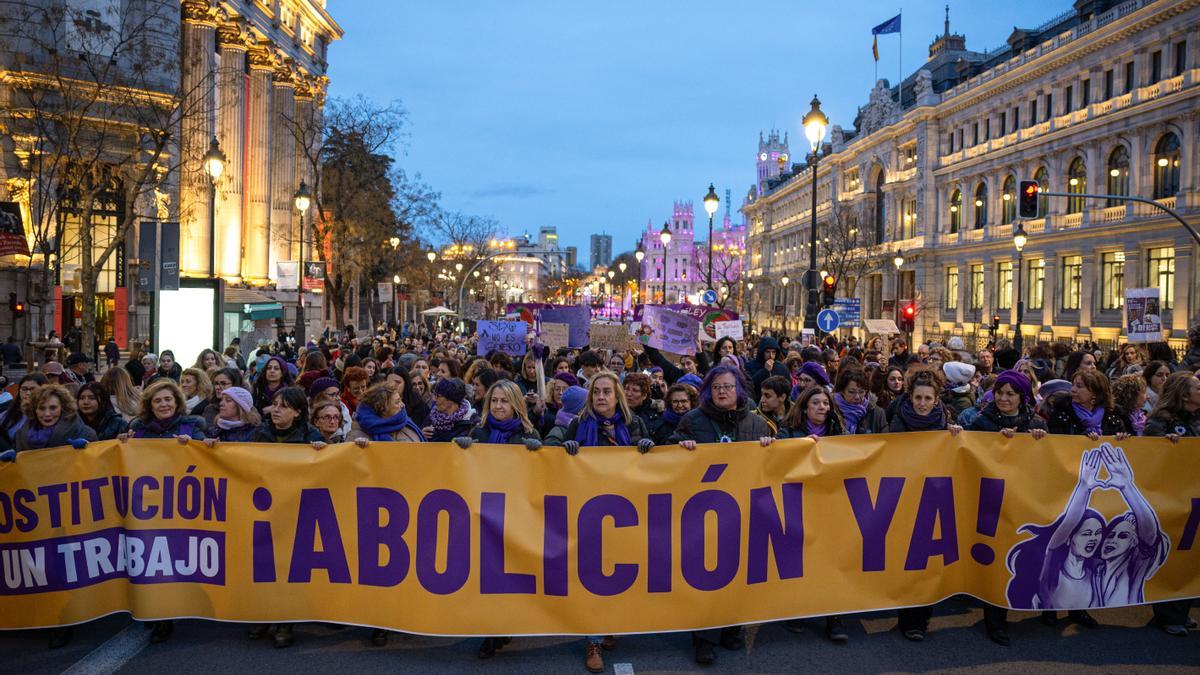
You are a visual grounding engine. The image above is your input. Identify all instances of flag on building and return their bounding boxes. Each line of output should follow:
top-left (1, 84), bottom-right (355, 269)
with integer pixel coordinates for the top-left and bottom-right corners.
top-left (871, 14), bottom-right (900, 63)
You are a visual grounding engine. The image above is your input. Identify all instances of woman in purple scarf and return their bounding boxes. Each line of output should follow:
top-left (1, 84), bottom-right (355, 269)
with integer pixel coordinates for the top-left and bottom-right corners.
top-left (1111, 374), bottom-right (1148, 437)
top-left (421, 378), bottom-right (479, 442)
top-left (1047, 370), bottom-right (1130, 440)
top-left (832, 368), bottom-right (888, 434)
top-left (457, 380), bottom-right (541, 450)
top-left (252, 356), bottom-right (294, 413)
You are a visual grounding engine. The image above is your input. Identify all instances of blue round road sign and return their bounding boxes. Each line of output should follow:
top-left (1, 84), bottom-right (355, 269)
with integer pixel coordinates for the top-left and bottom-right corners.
top-left (702, 289), bottom-right (718, 304)
top-left (816, 308), bottom-right (840, 332)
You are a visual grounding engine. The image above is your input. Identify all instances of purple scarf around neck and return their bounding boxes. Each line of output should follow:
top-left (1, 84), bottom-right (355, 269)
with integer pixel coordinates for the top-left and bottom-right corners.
top-left (834, 393), bottom-right (868, 434)
top-left (576, 409), bottom-right (631, 447)
top-left (1072, 402), bottom-right (1106, 434)
top-left (1128, 409), bottom-right (1146, 436)
top-left (805, 419), bottom-right (827, 437)
top-left (486, 414), bottom-right (522, 443)
top-left (554, 408), bottom-right (578, 428)
top-left (429, 400), bottom-right (472, 434)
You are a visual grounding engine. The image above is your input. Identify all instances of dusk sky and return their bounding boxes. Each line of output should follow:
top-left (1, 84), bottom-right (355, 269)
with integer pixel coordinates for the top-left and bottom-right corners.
top-left (328, 0), bottom-right (1052, 257)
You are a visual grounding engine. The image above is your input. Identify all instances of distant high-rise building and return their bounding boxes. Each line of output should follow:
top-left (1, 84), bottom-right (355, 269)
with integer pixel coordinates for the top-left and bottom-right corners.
top-left (590, 233), bottom-right (613, 269)
top-left (565, 246), bottom-right (579, 271)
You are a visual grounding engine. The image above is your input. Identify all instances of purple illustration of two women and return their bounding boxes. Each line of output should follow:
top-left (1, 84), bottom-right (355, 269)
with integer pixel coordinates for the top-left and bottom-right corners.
top-left (1006, 443), bottom-right (1169, 610)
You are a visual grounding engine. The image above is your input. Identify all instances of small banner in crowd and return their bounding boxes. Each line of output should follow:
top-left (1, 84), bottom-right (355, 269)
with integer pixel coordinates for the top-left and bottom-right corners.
top-left (1, 435), bottom-right (1198, 634)
top-left (639, 305), bottom-right (699, 354)
top-left (589, 324), bottom-right (633, 352)
top-left (1124, 287), bottom-right (1163, 343)
top-left (539, 322), bottom-right (569, 351)
top-left (476, 320), bottom-right (527, 356)
top-left (538, 305), bottom-right (590, 349)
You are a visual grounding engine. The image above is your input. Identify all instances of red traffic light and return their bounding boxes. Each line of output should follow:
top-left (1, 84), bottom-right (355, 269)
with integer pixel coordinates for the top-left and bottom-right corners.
top-left (902, 304), bottom-right (916, 318)
top-left (822, 275), bottom-right (836, 289)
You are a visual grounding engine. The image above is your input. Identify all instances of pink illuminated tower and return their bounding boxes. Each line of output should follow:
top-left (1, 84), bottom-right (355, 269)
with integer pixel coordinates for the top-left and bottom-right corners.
top-left (639, 197), bottom-right (745, 304)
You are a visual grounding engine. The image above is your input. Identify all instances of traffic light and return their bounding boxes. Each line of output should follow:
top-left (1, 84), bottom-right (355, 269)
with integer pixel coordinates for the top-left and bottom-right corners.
top-left (900, 302), bottom-right (916, 332)
top-left (7, 293), bottom-right (23, 318)
top-left (821, 274), bottom-right (837, 307)
top-left (991, 314), bottom-right (1001, 331)
top-left (1018, 180), bottom-right (1040, 218)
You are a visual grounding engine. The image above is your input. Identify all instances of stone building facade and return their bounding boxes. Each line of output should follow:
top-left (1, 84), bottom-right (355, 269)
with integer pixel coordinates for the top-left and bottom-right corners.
top-left (744, 0), bottom-right (1199, 348)
top-left (0, 0), bottom-right (341, 350)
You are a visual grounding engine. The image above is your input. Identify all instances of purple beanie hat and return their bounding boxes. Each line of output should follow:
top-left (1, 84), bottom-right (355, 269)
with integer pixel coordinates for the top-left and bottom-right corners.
top-left (994, 370), bottom-right (1035, 407)
top-left (222, 386), bottom-right (255, 413)
top-left (552, 371), bottom-right (579, 387)
top-left (306, 377), bottom-right (340, 398)
top-left (798, 361), bottom-right (831, 387)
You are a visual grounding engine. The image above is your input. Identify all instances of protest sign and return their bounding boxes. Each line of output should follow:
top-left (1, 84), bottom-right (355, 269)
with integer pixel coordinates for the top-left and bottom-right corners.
top-left (476, 320), bottom-right (527, 356)
top-left (540, 322), bottom-right (569, 351)
top-left (2, 435), bottom-right (1197, 635)
top-left (1125, 287), bottom-right (1163, 343)
top-left (589, 324), bottom-right (632, 352)
top-left (714, 320), bottom-right (744, 341)
top-left (639, 305), bottom-right (699, 354)
top-left (539, 305), bottom-right (590, 348)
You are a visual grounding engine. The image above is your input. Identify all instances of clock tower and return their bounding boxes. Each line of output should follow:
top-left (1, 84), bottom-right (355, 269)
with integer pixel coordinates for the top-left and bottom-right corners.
top-left (756, 129), bottom-right (790, 195)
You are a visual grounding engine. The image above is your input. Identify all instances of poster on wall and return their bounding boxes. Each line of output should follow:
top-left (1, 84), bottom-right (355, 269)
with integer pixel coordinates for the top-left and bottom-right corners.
top-left (159, 222), bottom-right (179, 291)
top-left (0, 202), bottom-right (30, 257)
top-left (1124, 287), bottom-right (1162, 343)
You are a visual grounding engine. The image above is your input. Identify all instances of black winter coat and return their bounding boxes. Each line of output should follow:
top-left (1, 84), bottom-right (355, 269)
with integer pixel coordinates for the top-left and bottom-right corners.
top-left (669, 403), bottom-right (771, 444)
top-left (251, 420), bottom-right (323, 444)
top-left (564, 414), bottom-right (651, 446)
top-left (14, 414), bottom-right (98, 451)
top-left (81, 409), bottom-right (129, 441)
top-left (967, 403), bottom-right (1047, 433)
top-left (468, 424), bottom-right (542, 445)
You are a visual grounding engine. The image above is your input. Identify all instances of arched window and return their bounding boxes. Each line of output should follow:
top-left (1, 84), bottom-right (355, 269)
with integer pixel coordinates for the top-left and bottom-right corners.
top-left (1153, 133), bottom-right (1181, 199)
top-left (949, 188), bottom-right (961, 233)
top-left (1067, 157), bottom-right (1086, 214)
top-left (973, 182), bottom-right (988, 229)
top-left (1001, 175), bottom-right (1016, 224)
top-left (874, 170), bottom-right (886, 244)
top-left (1107, 146), bottom-right (1130, 207)
top-left (1033, 167), bottom-right (1049, 218)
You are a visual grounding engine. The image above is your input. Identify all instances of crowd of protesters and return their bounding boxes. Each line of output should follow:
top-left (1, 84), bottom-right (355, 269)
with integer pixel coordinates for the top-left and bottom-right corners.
top-left (2, 319), bottom-right (1197, 671)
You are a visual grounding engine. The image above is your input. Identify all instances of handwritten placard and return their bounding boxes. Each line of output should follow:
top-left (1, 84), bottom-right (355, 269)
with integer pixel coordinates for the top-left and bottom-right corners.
top-left (477, 320), bottom-right (527, 357)
top-left (589, 324), bottom-right (632, 352)
top-left (639, 305), bottom-right (699, 355)
top-left (714, 320), bottom-right (744, 341)
top-left (539, 305), bottom-right (590, 348)
top-left (540, 322), bottom-right (569, 351)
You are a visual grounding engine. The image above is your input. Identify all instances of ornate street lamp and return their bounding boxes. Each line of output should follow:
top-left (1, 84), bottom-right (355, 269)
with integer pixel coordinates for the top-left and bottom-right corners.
top-left (659, 221), bottom-right (672, 302)
top-left (703, 184), bottom-right (719, 292)
top-left (802, 95), bottom-right (828, 332)
top-left (1013, 222), bottom-right (1029, 354)
top-left (292, 181), bottom-right (312, 343)
top-left (201, 137), bottom-right (226, 277)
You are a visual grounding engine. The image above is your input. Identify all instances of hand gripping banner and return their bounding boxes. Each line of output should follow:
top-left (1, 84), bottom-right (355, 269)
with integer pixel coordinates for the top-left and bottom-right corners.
top-left (1, 434), bottom-right (1198, 634)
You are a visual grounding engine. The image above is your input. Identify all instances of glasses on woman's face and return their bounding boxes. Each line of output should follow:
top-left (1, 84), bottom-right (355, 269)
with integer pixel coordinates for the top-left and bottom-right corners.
top-left (711, 383), bottom-right (737, 392)
top-left (317, 413), bottom-right (341, 423)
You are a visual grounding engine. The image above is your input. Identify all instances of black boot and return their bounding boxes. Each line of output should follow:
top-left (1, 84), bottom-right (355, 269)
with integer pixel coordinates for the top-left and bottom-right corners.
top-left (47, 627), bottom-right (73, 649)
top-left (273, 624), bottom-right (294, 648)
top-left (149, 621), bottom-right (173, 644)
top-left (692, 635), bottom-right (716, 665)
top-left (369, 629), bottom-right (388, 647)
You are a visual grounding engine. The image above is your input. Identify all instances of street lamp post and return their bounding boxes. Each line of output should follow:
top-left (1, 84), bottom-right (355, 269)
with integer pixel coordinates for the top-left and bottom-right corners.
top-left (746, 280), bottom-right (754, 330)
top-left (703, 184), bottom-right (719, 292)
top-left (201, 137), bottom-right (226, 277)
top-left (1013, 222), bottom-right (1028, 355)
top-left (801, 95), bottom-right (828, 333)
top-left (781, 274), bottom-right (790, 333)
top-left (293, 182), bottom-right (312, 345)
top-left (607, 269), bottom-right (616, 320)
top-left (659, 222), bottom-right (672, 303)
top-left (634, 243), bottom-right (645, 304)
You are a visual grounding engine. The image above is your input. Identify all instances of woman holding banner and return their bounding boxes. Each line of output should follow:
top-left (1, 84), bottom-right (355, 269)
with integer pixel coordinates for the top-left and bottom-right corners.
top-left (967, 370), bottom-right (1047, 645)
top-left (887, 368), bottom-right (963, 641)
top-left (668, 364), bottom-right (773, 664)
top-left (558, 370), bottom-right (651, 673)
top-left (1143, 371), bottom-right (1200, 635)
top-left (779, 385), bottom-right (851, 642)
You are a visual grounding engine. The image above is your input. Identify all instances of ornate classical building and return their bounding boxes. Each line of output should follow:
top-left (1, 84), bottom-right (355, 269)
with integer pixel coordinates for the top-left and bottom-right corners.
top-left (744, 0), bottom-right (1198, 348)
top-left (0, 0), bottom-right (341, 349)
top-left (639, 198), bottom-right (747, 304)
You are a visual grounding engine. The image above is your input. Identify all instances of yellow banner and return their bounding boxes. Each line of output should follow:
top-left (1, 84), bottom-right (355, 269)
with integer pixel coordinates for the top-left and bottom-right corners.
top-left (1, 434), bottom-right (1197, 634)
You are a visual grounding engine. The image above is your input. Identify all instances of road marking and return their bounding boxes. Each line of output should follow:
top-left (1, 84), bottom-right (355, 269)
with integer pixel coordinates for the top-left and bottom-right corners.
top-left (613, 663), bottom-right (635, 675)
top-left (62, 624), bottom-right (150, 675)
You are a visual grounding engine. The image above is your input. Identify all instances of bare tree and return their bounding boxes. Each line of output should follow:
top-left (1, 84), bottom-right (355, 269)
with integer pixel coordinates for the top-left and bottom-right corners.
top-left (2, 0), bottom-right (221, 355)
top-left (818, 198), bottom-right (889, 301)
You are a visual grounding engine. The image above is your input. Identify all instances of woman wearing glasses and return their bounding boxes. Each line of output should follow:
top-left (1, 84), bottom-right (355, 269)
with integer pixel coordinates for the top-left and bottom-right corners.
top-left (667, 364), bottom-right (773, 665)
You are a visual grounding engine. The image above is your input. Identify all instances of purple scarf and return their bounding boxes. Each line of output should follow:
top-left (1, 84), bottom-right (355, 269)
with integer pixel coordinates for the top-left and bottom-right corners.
top-left (805, 419), bottom-right (827, 437)
top-left (429, 400), bottom-right (472, 434)
top-left (486, 415), bottom-right (522, 444)
top-left (576, 410), bottom-right (631, 447)
top-left (554, 408), bottom-right (578, 427)
top-left (835, 394), bottom-right (868, 434)
top-left (357, 403), bottom-right (426, 442)
top-left (1072, 402), bottom-right (1106, 434)
top-left (662, 407), bottom-right (684, 426)
top-left (139, 414), bottom-right (181, 437)
top-left (897, 396), bottom-right (948, 431)
top-left (1128, 409), bottom-right (1146, 436)
top-left (25, 424), bottom-right (54, 449)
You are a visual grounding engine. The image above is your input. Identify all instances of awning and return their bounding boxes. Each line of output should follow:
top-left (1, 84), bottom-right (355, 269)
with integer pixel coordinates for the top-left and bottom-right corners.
top-left (224, 288), bottom-right (278, 305)
top-left (244, 303), bottom-right (284, 320)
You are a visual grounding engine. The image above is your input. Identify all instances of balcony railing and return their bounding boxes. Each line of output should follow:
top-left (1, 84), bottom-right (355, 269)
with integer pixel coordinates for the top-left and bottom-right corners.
top-left (1060, 212), bottom-right (1084, 230)
top-left (1101, 205), bottom-right (1126, 223)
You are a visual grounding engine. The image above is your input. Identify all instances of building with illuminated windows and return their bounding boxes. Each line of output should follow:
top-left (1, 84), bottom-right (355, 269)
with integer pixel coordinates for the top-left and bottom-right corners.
top-left (743, 0), bottom-right (1197, 347)
top-left (0, 0), bottom-right (341, 355)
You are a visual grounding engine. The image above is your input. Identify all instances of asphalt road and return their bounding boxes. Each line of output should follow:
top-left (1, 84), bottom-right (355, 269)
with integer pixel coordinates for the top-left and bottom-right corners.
top-left (1, 599), bottom-right (1196, 674)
